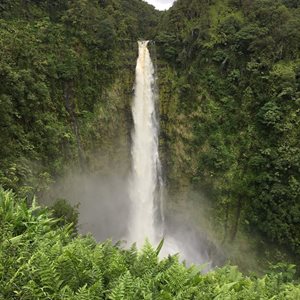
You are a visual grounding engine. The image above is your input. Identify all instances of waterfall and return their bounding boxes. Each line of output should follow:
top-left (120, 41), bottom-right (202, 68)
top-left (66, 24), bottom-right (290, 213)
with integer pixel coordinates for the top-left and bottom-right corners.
top-left (127, 41), bottom-right (210, 268)
top-left (128, 41), bottom-right (163, 246)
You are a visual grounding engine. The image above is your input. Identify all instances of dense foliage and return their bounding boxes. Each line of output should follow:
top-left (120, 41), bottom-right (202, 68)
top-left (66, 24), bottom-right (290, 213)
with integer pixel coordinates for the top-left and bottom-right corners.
top-left (157, 0), bottom-right (300, 258)
top-left (0, 0), bottom-right (158, 198)
top-left (1, 188), bottom-right (300, 299)
top-left (0, 0), bottom-right (299, 280)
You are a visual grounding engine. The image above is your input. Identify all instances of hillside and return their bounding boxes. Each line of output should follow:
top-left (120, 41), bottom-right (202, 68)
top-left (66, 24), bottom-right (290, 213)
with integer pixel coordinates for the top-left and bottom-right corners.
top-left (156, 0), bottom-right (300, 265)
top-left (0, 0), bottom-right (299, 290)
top-left (0, 0), bottom-right (159, 196)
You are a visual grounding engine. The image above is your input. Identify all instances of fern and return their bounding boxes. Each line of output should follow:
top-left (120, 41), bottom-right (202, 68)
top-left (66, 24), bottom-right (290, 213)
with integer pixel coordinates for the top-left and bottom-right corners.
top-left (131, 240), bottom-right (159, 277)
top-left (1, 189), bottom-right (300, 300)
top-left (108, 271), bottom-right (132, 300)
top-left (73, 285), bottom-right (91, 300)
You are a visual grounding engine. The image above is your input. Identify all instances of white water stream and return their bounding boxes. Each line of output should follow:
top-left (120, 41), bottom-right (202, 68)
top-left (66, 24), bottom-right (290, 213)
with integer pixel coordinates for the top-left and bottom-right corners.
top-left (128, 41), bottom-right (162, 246)
top-left (128, 41), bottom-right (210, 267)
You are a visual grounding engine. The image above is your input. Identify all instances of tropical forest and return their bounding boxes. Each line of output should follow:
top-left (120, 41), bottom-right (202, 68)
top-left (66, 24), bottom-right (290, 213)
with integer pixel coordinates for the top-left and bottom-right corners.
top-left (0, 0), bottom-right (300, 298)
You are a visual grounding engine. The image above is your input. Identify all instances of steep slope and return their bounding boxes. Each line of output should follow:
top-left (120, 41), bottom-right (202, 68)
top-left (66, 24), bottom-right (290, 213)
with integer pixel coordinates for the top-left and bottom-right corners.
top-left (1, 0), bottom-right (299, 273)
top-left (156, 0), bottom-right (300, 262)
top-left (0, 0), bottom-right (160, 197)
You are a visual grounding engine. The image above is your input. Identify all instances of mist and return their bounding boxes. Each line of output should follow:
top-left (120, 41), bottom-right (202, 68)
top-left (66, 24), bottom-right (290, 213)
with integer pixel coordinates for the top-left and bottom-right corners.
top-left (41, 40), bottom-right (227, 269)
top-left (43, 168), bottom-right (225, 269)
top-left (44, 171), bottom-right (130, 242)
top-left (42, 42), bottom-right (225, 269)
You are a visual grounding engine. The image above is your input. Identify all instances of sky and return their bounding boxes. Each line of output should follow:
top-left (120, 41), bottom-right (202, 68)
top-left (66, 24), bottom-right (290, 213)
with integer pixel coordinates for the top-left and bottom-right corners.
top-left (144, 0), bottom-right (175, 10)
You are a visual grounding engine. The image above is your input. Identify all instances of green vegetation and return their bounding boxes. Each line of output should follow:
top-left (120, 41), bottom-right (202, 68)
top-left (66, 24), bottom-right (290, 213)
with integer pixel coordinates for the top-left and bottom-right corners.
top-left (0, 0), bottom-right (299, 292)
top-left (157, 0), bottom-right (300, 262)
top-left (51, 198), bottom-right (79, 233)
top-left (1, 188), bottom-right (300, 299)
top-left (0, 0), bottom-right (159, 198)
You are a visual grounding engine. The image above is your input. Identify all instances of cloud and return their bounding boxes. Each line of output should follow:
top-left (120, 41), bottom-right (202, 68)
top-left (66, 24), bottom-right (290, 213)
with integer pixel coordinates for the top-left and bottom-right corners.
top-left (144, 0), bottom-right (175, 10)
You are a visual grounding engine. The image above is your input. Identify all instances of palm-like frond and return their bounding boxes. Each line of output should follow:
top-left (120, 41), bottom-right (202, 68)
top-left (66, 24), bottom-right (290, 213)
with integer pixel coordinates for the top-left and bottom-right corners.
top-left (0, 189), bottom-right (299, 300)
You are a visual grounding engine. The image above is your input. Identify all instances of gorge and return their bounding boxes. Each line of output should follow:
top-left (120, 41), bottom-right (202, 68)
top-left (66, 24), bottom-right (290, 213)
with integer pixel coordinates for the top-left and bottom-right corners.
top-left (0, 1), bottom-right (299, 295)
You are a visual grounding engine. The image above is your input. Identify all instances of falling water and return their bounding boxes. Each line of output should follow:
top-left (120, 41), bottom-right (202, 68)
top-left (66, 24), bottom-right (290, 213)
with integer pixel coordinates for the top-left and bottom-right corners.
top-left (128, 41), bottom-right (163, 246)
top-left (128, 41), bottom-right (211, 268)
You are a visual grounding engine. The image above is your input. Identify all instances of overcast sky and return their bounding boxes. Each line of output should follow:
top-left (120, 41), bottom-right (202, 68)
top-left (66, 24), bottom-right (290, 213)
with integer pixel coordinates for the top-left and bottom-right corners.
top-left (144, 0), bottom-right (175, 10)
